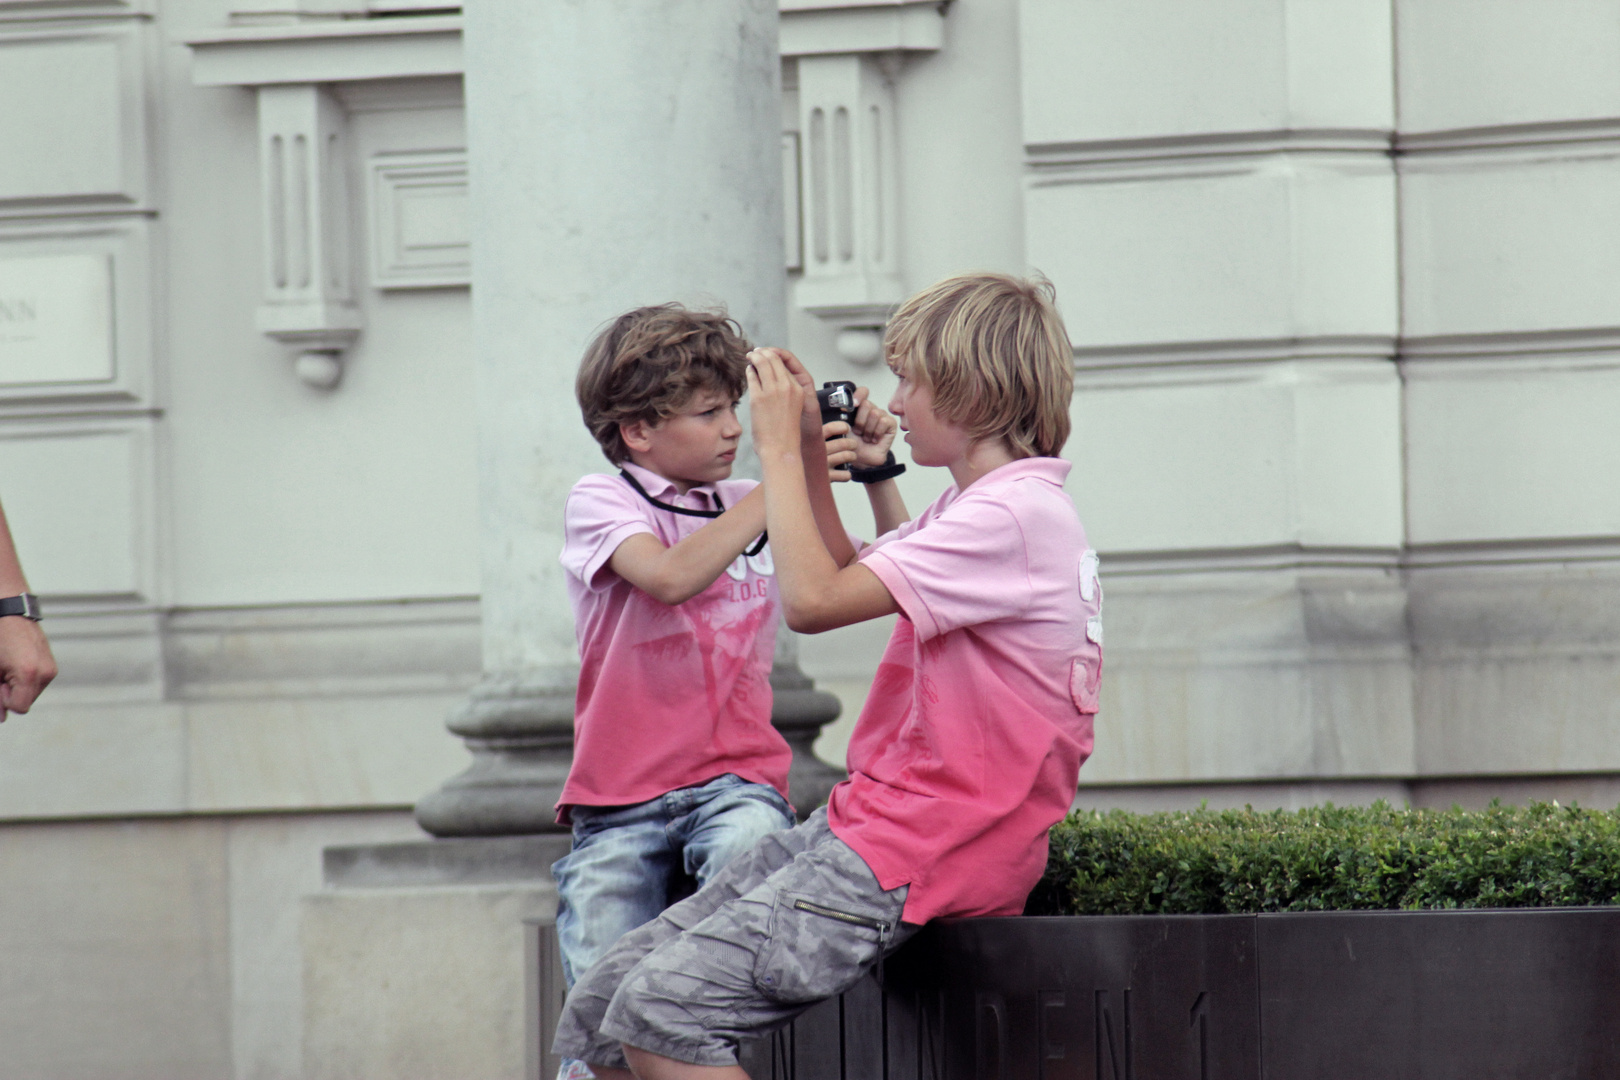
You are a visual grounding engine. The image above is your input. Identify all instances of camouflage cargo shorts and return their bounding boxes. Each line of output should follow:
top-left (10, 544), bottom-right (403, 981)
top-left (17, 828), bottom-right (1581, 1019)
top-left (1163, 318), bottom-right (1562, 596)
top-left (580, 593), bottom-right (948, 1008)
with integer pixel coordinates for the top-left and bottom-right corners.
top-left (552, 807), bottom-right (917, 1070)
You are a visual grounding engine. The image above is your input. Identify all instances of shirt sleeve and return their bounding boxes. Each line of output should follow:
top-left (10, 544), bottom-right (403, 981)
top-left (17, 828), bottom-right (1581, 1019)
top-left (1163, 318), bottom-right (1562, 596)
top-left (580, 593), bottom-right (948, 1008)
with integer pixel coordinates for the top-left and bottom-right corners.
top-left (560, 477), bottom-right (658, 591)
top-left (859, 511), bottom-right (927, 554)
top-left (858, 497), bottom-right (1032, 641)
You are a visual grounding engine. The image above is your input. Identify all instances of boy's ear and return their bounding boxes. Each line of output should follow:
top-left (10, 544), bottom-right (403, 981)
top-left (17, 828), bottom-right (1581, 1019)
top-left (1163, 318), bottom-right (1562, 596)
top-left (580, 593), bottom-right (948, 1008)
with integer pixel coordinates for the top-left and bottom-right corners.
top-left (619, 418), bottom-right (654, 454)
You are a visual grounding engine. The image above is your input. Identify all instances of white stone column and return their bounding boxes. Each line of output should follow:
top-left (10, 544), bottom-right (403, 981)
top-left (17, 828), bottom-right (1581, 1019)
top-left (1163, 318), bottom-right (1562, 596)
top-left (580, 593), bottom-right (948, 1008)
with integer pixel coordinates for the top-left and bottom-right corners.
top-left (417, 0), bottom-right (837, 834)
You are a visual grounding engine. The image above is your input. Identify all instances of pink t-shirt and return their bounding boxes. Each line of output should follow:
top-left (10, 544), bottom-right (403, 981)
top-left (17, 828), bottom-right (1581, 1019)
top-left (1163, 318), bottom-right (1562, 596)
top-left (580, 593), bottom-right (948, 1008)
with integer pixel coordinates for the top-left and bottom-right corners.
top-left (556, 462), bottom-right (791, 819)
top-left (827, 456), bottom-right (1102, 924)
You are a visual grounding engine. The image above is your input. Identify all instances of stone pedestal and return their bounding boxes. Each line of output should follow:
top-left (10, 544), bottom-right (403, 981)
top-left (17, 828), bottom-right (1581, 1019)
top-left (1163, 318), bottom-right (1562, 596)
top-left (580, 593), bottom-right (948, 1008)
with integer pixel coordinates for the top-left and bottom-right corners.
top-left (302, 836), bottom-right (571, 1080)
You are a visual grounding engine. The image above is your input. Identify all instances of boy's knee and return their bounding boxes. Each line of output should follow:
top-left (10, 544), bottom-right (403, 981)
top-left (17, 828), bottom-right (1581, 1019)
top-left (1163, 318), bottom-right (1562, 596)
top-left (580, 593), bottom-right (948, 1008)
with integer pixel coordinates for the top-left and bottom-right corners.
top-left (690, 797), bottom-right (794, 882)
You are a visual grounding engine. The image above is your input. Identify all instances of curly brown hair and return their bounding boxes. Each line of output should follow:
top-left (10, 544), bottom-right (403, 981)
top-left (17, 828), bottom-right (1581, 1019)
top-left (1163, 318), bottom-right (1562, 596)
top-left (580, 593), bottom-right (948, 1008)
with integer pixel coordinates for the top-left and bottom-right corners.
top-left (576, 305), bottom-right (752, 464)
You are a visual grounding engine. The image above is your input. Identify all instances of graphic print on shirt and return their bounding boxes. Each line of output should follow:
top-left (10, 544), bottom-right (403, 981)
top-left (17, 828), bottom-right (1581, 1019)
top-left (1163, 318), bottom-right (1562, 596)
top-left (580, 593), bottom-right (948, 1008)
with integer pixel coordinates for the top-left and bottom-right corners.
top-left (690, 595), bottom-right (774, 723)
top-left (723, 544), bottom-right (776, 585)
top-left (1071, 548), bottom-right (1103, 713)
top-left (670, 545), bottom-right (777, 730)
top-left (559, 473), bottom-right (793, 813)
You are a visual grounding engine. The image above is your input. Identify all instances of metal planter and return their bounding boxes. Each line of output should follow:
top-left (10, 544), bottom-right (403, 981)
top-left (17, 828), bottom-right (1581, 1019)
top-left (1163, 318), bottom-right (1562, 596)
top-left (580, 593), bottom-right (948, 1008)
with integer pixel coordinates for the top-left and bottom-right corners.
top-left (740, 908), bottom-right (1620, 1080)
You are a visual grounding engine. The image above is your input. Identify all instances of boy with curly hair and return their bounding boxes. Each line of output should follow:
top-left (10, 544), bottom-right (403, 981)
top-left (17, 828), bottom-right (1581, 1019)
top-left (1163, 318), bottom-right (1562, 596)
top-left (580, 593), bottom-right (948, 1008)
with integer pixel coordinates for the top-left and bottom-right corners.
top-left (552, 304), bottom-right (805, 1080)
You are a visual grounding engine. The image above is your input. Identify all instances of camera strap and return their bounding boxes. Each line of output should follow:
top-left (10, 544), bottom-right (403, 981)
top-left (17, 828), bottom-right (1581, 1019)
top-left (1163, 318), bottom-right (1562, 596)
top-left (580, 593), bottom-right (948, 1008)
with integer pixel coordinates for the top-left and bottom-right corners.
top-left (618, 470), bottom-right (768, 557)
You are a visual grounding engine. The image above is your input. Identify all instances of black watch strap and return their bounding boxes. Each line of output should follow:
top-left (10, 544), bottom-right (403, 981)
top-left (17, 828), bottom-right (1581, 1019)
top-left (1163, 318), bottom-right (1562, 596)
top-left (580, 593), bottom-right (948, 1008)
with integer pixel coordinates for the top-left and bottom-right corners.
top-left (0, 594), bottom-right (42, 620)
top-left (849, 451), bottom-right (906, 484)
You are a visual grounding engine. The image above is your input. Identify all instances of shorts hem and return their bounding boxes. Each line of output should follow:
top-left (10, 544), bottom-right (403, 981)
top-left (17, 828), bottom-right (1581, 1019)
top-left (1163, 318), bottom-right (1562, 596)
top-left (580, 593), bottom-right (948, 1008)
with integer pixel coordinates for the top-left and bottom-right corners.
top-left (599, 1019), bottom-right (739, 1069)
top-left (551, 1033), bottom-right (627, 1072)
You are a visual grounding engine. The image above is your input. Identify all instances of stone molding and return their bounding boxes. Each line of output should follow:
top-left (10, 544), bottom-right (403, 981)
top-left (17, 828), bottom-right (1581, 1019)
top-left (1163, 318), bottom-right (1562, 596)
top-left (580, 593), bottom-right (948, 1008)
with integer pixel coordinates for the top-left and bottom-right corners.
top-left (1026, 128), bottom-right (1393, 174)
top-left (186, 4), bottom-right (948, 87)
top-left (1403, 536), bottom-right (1620, 570)
top-left (1072, 337), bottom-right (1398, 373)
top-left (1397, 117), bottom-right (1620, 158)
top-left (43, 595), bottom-right (480, 703)
top-left (0, 0), bottom-right (148, 15)
top-left (1399, 326), bottom-right (1620, 361)
top-left (186, 15), bottom-right (462, 87)
top-left (1096, 537), bottom-right (1620, 578)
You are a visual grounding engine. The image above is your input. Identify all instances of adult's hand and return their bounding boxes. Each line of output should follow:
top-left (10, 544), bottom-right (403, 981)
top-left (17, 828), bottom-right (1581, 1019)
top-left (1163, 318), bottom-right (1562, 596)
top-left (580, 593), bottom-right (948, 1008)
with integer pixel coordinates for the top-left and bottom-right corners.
top-left (0, 614), bottom-right (56, 719)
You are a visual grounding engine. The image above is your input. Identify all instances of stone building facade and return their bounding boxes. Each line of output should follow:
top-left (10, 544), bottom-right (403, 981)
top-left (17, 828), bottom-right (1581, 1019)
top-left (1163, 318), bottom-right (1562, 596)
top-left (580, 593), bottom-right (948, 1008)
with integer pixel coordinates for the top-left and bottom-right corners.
top-left (2, 1), bottom-right (1618, 1076)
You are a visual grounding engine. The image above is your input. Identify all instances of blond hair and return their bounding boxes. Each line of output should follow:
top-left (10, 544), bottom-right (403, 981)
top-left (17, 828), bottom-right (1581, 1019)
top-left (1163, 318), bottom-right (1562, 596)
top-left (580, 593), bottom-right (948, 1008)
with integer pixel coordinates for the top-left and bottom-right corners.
top-left (576, 305), bottom-right (751, 464)
top-left (883, 273), bottom-right (1074, 458)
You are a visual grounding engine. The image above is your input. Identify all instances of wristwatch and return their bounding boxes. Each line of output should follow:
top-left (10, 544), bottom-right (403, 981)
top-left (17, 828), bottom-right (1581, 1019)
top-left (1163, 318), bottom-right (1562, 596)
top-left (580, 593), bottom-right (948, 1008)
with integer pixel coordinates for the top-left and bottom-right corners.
top-left (0, 594), bottom-right (42, 620)
top-left (849, 451), bottom-right (907, 484)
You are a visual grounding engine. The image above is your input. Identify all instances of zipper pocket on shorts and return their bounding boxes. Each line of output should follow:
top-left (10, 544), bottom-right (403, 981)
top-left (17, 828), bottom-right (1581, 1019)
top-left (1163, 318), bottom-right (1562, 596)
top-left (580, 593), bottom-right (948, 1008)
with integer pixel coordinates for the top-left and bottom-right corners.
top-left (792, 898), bottom-right (887, 933)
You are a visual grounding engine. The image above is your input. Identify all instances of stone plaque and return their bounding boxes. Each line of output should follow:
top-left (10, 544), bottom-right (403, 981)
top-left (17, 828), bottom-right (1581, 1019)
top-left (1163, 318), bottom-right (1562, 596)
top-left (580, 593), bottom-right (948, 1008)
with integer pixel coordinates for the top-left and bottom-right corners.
top-left (0, 254), bottom-right (116, 387)
top-left (370, 151), bottom-right (471, 289)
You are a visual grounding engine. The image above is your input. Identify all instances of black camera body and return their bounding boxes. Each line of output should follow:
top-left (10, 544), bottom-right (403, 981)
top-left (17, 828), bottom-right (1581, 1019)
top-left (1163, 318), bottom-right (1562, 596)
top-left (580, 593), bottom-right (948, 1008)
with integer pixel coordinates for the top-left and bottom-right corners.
top-left (814, 381), bottom-right (905, 484)
top-left (816, 380), bottom-right (859, 428)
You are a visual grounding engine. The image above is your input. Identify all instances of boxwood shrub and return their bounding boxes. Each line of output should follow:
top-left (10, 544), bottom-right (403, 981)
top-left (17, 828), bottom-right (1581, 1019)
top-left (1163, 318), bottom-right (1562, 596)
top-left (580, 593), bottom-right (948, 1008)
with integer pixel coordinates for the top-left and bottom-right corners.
top-left (1025, 801), bottom-right (1620, 916)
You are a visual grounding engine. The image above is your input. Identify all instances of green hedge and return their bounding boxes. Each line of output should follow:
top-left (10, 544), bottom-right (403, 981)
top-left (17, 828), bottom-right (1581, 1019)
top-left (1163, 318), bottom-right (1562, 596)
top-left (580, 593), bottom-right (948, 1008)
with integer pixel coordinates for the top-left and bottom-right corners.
top-left (1025, 801), bottom-right (1620, 916)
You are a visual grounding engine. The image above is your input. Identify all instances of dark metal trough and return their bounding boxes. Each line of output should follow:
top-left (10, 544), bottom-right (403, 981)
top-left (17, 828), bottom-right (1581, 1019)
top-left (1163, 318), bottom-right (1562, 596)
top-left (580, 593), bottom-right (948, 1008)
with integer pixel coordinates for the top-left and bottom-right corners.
top-left (737, 908), bottom-right (1620, 1080)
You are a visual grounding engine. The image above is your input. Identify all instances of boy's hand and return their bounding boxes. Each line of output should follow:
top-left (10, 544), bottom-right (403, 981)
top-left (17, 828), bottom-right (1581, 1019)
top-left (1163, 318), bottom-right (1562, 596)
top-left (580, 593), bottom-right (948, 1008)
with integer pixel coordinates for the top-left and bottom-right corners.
top-left (746, 348), bottom-right (809, 459)
top-left (748, 347), bottom-right (822, 440)
top-left (826, 387), bottom-right (899, 481)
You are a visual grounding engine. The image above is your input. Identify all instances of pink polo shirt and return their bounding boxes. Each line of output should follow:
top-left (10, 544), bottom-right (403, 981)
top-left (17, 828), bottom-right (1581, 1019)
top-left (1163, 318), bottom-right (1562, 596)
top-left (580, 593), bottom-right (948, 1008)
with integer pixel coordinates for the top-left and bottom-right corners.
top-left (827, 456), bottom-right (1102, 924)
top-left (556, 462), bottom-right (790, 819)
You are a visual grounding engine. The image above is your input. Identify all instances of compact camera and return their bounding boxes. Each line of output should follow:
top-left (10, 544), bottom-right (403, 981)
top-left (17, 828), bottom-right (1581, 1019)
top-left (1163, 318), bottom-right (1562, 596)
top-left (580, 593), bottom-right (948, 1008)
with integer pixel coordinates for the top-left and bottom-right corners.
top-left (815, 380), bottom-right (859, 428)
top-left (815, 381), bottom-right (905, 484)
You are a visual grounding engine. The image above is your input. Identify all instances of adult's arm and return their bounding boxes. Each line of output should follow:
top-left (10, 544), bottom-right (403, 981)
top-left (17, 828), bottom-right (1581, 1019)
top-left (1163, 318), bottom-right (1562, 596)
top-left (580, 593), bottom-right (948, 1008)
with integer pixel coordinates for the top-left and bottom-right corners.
top-left (0, 500), bottom-right (56, 719)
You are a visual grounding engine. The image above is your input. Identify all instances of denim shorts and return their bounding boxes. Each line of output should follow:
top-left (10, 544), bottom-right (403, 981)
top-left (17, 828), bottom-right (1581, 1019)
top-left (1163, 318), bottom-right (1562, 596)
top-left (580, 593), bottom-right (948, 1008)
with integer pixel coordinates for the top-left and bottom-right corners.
top-left (553, 808), bottom-right (918, 1070)
top-left (550, 775), bottom-right (795, 1080)
top-left (551, 774), bottom-right (796, 986)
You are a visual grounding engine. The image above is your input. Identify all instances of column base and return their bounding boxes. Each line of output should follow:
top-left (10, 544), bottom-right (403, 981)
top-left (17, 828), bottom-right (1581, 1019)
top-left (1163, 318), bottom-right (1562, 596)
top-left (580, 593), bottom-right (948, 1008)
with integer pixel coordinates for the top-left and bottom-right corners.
top-left (415, 678), bottom-right (575, 837)
top-left (771, 662), bottom-right (847, 819)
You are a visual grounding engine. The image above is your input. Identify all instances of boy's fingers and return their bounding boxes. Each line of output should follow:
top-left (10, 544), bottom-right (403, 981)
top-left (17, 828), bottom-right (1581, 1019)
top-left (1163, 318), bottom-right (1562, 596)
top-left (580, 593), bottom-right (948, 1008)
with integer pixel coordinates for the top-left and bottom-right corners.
top-left (748, 353), bottom-right (780, 390)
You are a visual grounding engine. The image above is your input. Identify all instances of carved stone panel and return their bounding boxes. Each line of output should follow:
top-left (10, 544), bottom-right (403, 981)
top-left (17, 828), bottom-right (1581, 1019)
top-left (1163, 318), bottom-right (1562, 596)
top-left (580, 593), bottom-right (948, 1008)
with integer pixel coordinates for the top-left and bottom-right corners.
top-left (0, 26), bottom-right (147, 207)
top-left (0, 421), bottom-right (151, 600)
top-left (368, 150), bottom-right (470, 289)
top-left (0, 219), bottom-right (151, 406)
top-left (0, 254), bottom-right (115, 388)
